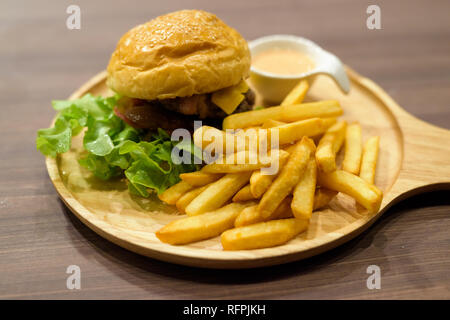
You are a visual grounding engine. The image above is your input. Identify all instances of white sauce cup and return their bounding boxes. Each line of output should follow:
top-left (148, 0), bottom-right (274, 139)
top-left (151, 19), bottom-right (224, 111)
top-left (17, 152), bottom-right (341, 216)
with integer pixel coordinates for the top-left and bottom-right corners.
top-left (248, 35), bottom-right (350, 103)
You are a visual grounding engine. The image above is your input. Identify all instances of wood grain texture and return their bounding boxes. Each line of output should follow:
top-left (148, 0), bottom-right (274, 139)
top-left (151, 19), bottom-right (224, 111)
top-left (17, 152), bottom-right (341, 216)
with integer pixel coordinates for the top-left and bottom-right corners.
top-left (0, 0), bottom-right (449, 298)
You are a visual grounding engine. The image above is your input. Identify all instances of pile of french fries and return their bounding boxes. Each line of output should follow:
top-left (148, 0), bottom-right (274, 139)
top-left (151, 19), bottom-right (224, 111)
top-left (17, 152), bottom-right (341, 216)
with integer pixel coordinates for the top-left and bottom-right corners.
top-left (156, 80), bottom-right (382, 250)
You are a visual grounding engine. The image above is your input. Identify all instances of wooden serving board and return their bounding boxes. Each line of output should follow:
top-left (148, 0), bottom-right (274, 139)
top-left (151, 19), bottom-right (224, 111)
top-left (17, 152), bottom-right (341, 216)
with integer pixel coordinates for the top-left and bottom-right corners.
top-left (46, 68), bottom-right (450, 269)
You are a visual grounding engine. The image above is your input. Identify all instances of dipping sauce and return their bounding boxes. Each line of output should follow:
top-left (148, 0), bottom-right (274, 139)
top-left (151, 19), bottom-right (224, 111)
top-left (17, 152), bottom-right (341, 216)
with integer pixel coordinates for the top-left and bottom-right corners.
top-left (252, 48), bottom-right (315, 75)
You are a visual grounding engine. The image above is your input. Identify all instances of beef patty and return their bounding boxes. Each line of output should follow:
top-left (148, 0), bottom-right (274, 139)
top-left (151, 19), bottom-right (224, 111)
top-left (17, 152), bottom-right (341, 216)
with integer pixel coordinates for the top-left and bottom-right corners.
top-left (114, 89), bottom-right (255, 133)
top-left (159, 89), bottom-right (255, 119)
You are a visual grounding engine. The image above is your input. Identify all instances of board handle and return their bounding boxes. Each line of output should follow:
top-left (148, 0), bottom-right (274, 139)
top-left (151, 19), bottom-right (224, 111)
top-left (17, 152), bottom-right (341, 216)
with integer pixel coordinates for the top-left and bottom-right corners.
top-left (357, 76), bottom-right (450, 207)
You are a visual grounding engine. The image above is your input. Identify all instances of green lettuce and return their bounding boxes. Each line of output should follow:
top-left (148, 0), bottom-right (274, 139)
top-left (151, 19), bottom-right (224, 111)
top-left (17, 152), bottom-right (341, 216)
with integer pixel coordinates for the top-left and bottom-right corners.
top-left (37, 94), bottom-right (199, 195)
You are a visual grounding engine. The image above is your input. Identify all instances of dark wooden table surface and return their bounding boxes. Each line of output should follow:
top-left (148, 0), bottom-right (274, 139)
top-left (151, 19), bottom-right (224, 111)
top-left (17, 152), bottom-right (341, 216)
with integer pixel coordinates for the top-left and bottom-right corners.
top-left (1, 0), bottom-right (449, 299)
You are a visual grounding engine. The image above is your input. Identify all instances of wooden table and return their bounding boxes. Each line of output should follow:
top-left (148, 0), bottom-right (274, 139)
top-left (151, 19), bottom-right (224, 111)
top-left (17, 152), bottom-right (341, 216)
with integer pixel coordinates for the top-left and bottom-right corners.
top-left (1, 0), bottom-right (449, 299)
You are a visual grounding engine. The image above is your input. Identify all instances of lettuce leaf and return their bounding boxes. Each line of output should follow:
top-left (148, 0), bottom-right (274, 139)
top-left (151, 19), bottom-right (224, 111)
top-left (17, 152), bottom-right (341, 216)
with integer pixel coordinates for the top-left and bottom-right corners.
top-left (36, 94), bottom-right (199, 196)
top-left (119, 139), bottom-right (198, 195)
top-left (36, 117), bottom-right (73, 157)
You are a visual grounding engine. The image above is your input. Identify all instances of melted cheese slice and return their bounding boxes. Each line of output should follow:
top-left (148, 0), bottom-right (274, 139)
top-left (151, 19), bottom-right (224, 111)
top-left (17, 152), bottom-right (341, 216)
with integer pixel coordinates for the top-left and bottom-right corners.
top-left (211, 80), bottom-right (249, 115)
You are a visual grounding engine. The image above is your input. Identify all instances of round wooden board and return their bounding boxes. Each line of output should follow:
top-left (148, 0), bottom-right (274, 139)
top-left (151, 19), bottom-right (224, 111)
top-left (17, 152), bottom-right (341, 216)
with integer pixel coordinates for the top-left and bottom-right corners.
top-left (46, 68), bottom-right (405, 269)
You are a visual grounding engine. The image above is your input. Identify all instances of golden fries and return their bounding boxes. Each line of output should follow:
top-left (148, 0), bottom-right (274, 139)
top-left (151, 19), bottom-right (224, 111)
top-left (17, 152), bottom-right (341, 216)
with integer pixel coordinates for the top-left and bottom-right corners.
top-left (249, 153), bottom-right (288, 198)
top-left (156, 202), bottom-right (254, 245)
top-left (202, 149), bottom-right (289, 173)
top-left (317, 170), bottom-right (382, 213)
top-left (242, 125), bottom-right (262, 132)
top-left (292, 157), bottom-right (317, 219)
top-left (156, 89), bottom-right (384, 251)
top-left (313, 188), bottom-right (338, 210)
top-left (360, 136), bottom-right (380, 184)
top-left (194, 118), bottom-right (326, 156)
top-left (249, 171), bottom-right (282, 200)
top-left (223, 100), bottom-right (342, 129)
top-left (193, 125), bottom-right (265, 155)
top-left (261, 119), bottom-right (286, 128)
top-left (234, 196), bottom-right (293, 227)
top-left (258, 137), bottom-right (316, 219)
top-left (234, 205), bottom-right (259, 227)
top-left (158, 181), bottom-right (193, 205)
top-left (222, 218), bottom-right (309, 250)
top-left (322, 117), bottom-right (338, 129)
top-left (281, 79), bottom-right (309, 106)
top-left (185, 172), bottom-right (252, 216)
top-left (282, 143), bottom-right (297, 154)
top-left (179, 170), bottom-right (224, 187)
top-left (249, 171), bottom-right (276, 198)
top-left (237, 119), bottom-right (327, 149)
top-left (176, 185), bottom-right (208, 213)
top-left (342, 122), bottom-right (362, 174)
top-left (315, 121), bottom-right (347, 173)
top-left (232, 185), bottom-right (258, 202)
top-left (193, 125), bottom-right (236, 153)
top-left (280, 101), bottom-right (343, 122)
top-left (272, 118), bottom-right (327, 145)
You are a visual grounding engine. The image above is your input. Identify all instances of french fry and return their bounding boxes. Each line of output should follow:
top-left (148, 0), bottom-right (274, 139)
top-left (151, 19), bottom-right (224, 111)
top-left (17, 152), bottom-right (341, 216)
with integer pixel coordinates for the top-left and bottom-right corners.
top-left (179, 170), bottom-right (224, 187)
top-left (292, 157), bottom-right (317, 219)
top-left (360, 136), bottom-right (380, 184)
top-left (235, 196), bottom-right (293, 227)
top-left (249, 154), bottom-right (288, 198)
top-left (193, 125), bottom-right (235, 152)
top-left (313, 188), bottom-right (338, 210)
top-left (281, 79), bottom-right (309, 106)
top-left (243, 119), bottom-right (327, 152)
top-left (282, 143), bottom-right (297, 154)
top-left (222, 218), bottom-right (309, 250)
top-left (185, 172), bottom-right (252, 216)
top-left (310, 118), bottom-right (338, 145)
top-left (156, 202), bottom-right (254, 245)
top-left (176, 185), bottom-right (208, 213)
top-left (194, 119), bottom-right (325, 156)
top-left (234, 127), bottom-right (268, 153)
top-left (202, 149), bottom-right (289, 173)
top-left (258, 137), bottom-right (316, 219)
top-left (242, 126), bottom-right (262, 132)
top-left (249, 171), bottom-right (276, 198)
top-left (235, 119), bottom-right (327, 150)
top-left (274, 199), bottom-right (294, 219)
top-left (232, 185), bottom-right (258, 202)
top-left (271, 118), bottom-right (327, 146)
top-left (193, 125), bottom-right (267, 155)
top-left (234, 205), bottom-right (258, 227)
top-left (261, 119), bottom-right (286, 128)
top-left (279, 101), bottom-right (343, 122)
top-left (342, 122), bottom-right (363, 174)
top-left (317, 170), bottom-right (383, 213)
top-left (322, 117), bottom-right (338, 129)
top-left (223, 100), bottom-right (343, 129)
top-left (158, 181), bottom-right (193, 205)
top-left (315, 121), bottom-right (347, 173)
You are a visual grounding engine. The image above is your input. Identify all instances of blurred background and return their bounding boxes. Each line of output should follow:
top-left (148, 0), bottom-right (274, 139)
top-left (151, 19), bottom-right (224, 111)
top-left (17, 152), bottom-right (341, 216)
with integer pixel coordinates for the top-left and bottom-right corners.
top-left (2, 0), bottom-right (449, 132)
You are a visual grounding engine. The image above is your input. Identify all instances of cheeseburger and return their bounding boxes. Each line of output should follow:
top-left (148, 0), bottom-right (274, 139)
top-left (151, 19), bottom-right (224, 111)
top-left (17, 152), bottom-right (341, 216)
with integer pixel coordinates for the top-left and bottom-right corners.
top-left (107, 10), bottom-right (255, 132)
